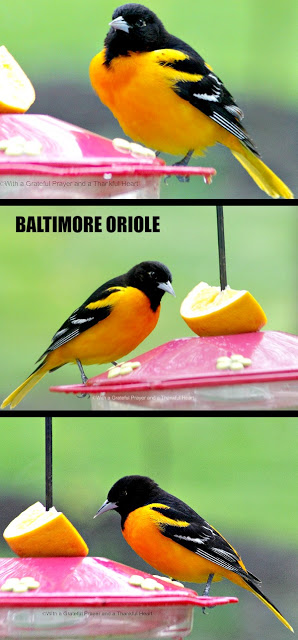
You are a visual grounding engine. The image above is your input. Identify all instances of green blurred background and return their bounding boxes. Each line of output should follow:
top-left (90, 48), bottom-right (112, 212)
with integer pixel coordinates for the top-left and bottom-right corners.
top-left (0, 416), bottom-right (297, 640)
top-left (1, 0), bottom-right (297, 198)
top-left (1, 204), bottom-right (297, 410)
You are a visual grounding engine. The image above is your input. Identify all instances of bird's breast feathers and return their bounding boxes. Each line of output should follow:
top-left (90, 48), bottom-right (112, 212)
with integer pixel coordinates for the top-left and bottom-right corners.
top-left (123, 503), bottom-right (250, 583)
top-left (90, 48), bottom-right (221, 154)
top-left (45, 286), bottom-right (159, 367)
top-left (123, 504), bottom-right (224, 582)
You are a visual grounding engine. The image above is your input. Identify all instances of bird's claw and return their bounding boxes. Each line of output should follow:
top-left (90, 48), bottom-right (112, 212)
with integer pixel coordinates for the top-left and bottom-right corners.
top-left (164, 173), bottom-right (190, 184)
top-left (202, 604), bottom-right (215, 615)
top-left (177, 174), bottom-right (190, 183)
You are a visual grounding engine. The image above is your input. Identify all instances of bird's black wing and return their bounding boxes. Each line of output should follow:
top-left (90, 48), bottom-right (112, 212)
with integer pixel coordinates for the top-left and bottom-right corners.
top-left (157, 41), bottom-right (258, 155)
top-left (36, 281), bottom-right (124, 361)
top-left (152, 504), bottom-right (261, 585)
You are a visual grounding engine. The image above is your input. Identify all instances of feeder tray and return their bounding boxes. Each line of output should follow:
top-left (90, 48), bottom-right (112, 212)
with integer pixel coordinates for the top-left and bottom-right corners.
top-left (0, 115), bottom-right (215, 199)
top-left (50, 331), bottom-right (298, 410)
top-left (0, 556), bottom-right (237, 638)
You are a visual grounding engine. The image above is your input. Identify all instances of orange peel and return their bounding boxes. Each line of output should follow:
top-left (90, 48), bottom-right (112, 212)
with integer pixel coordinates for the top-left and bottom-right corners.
top-left (180, 282), bottom-right (267, 336)
top-left (0, 45), bottom-right (35, 114)
top-left (3, 502), bottom-right (88, 557)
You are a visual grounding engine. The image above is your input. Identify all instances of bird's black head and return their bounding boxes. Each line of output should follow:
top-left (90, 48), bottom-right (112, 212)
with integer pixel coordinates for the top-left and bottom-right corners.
top-left (125, 261), bottom-right (175, 312)
top-left (95, 475), bottom-right (161, 525)
top-left (104, 4), bottom-right (168, 63)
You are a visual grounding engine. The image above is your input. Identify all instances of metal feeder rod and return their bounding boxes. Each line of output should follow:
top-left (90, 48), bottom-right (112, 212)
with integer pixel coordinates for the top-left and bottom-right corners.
top-left (45, 416), bottom-right (53, 510)
top-left (216, 205), bottom-right (227, 290)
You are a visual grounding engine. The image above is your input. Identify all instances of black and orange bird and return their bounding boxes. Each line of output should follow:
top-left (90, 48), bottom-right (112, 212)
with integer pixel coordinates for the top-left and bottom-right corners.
top-left (94, 475), bottom-right (293, 632)
top-left (89, 4), bottom-right (293, 199)
top-left (1, 262), bottom-right (174, 409)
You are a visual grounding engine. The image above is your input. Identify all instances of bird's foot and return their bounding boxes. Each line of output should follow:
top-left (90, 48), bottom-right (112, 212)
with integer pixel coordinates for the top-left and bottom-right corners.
top-left (176, 174), bottom-right (190, 183)
top-left (201, 573), bottom-right (215, 614)
top-left (76, 359), bottom-right (90, 397)
top-left (76, 359), bottom-right (88, 384)
top-left (202, 602), bottom-right (216, 615)
top-left (164, 172), bottom-right (190, 184)
top-left (164, 150), bottom-right (194, 183)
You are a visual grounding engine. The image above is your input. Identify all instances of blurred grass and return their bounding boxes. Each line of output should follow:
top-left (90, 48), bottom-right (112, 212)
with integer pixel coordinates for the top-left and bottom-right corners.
top-left (1, 0), bottom-right (297, 105)
top-left (1, 205), bottom-right (297, 410)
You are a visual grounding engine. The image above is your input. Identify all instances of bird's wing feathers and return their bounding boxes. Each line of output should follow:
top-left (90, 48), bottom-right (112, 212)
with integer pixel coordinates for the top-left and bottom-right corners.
top-left (158, 49), bottom-right (258, 155)
top-left (153, 505), bottom-right (261, 584)
top-left (36, 286), bottom-right (123, 360)
top-left (157, 47), bottom-right (209, 76)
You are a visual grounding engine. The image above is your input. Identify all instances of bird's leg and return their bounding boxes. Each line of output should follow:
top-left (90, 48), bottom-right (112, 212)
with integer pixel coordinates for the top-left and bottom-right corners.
top-left (202, 573), bottom-right (214, 597)
top-left (76, 359), bottom-right (88, 384)
top-left (165, 150), bottom-right (194, 183)
top-left (173, 149), bottom-right (194, 182)
top-left (202, 573), bottom-right (215, 615)
top-left (111, 361), bottom-right (118, 366)
top-left (174, 149), bottom-right (194, 168)
top-left (76, 359), bottom-right (89, 398)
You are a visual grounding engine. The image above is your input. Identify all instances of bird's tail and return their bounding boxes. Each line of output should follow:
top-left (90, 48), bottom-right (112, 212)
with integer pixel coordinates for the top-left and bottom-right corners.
top-left (241, 574), bottom-right (294, 632)
top-left (232, 145), bottom-right (293, 199)
top-left (1, 361), bottom-right (49, 409)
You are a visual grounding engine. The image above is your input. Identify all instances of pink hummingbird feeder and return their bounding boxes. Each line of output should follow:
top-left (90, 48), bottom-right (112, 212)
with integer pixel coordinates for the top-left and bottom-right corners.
top-left (0, 114), bottom-right (215, 199)
top-left (50, 331), bottom-right (298, 410)
top-left (0, 556), bottom-right (237, 638)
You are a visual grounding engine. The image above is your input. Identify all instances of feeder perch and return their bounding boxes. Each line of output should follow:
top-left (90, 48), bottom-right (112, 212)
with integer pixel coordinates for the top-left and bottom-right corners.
top-left (50, 331), bottom-right (298, 410)
top-left (0, 556), bottom-right (237, 638)
top-left (0, 115), bottom-right (215, 199)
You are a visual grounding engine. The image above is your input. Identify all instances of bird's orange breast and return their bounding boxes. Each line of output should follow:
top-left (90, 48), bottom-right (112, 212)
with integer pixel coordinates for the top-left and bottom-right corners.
top-left (123, 504), bottom-right (224, 583)
top-left (46, 286), bottom-right (160, 368)
top-left (89, 48), bottom-right (239, 156)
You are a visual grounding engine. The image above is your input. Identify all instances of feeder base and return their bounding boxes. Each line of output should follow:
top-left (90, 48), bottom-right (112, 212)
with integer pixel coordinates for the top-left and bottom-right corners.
top-left (0, 605), bottom-right (193, 638)
top-left (90, 380), bottom-right (298, 411)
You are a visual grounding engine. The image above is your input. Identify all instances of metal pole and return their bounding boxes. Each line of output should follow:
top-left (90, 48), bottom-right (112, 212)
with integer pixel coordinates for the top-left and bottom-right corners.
top-left (45, 416), bottom-right (53, 510)
top-left (216, 205), bottom-right (227, 290)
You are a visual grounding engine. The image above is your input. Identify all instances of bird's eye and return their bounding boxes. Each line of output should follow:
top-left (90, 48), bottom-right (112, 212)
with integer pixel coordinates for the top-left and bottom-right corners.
top-left (147, 271), bottom-right (155, 277)
top-left (135, 18), bottom-right (146, 27)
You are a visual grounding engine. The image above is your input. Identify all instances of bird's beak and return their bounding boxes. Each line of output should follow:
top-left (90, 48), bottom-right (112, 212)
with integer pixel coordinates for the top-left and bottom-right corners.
top-left (109, 16), bottom-right (130, 34)
top-left (158, 280), bottom-right (176, 297)
top-left (93, 499), bottom-right (118, 518)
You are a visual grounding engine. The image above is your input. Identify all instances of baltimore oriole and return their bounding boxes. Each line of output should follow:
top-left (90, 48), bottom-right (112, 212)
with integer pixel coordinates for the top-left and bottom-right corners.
top-left (94, 475), bottom-right (293, 632)
top-left (1, 262), bottom-right (174, 409)
top-left (89, 4), bottom-right (293, 199)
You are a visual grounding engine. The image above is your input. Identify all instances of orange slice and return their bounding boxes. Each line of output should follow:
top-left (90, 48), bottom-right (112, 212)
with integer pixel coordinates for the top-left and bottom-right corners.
top-left (180, 282), bottom-right (267, 336)
top-left (3, 502), bottom-right (88, 557)
top-left (0, 45), bottom-right (35, 113)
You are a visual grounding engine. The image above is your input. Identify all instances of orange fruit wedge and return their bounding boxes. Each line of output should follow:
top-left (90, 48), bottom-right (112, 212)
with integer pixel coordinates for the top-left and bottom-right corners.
top-left (0, 45), bottom-right (35, 114)
top-left (180, 282), bottom-right (267, 336)
top-left (3, 502), bottom-right (88, 557)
